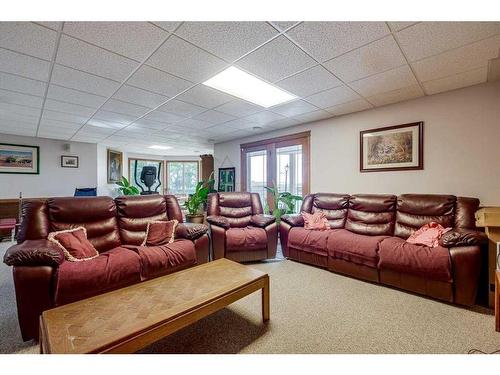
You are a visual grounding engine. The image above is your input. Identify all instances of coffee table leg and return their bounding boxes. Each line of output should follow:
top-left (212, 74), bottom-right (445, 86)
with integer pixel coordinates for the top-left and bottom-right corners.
top-left (262, 276), bottom-right (270, 322)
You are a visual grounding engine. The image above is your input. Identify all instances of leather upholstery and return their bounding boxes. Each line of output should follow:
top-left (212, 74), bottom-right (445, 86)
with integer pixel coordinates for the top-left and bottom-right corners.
top-left (455, 197), bottom-right (480, 229)
top-left (17, 199), bottom-right (49, 242)
top-left (207, 192), bottom-right (277, 261)
top-left (176, 223), bottom-right (208, 241)
top-left (439, 229), bottom-right (487, 247)
top-left (281, 214), bottom-right (304, 227)
top-left (3, 239), bottom-right (64, 267)
top-left (345, 194), bottom-right (396, 236)
top-left (307, 193), bottom-right (350, 229)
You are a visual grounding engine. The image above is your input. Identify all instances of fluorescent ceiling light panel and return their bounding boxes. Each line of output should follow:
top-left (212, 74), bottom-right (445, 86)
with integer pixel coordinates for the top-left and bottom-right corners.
top-left (203, 66), bottom-right (297, 108)
top-left (148, 145), bottom-right (172, 150)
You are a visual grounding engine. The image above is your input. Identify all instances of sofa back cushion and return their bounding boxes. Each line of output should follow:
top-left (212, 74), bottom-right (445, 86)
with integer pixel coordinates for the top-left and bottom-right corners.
top-left (116, 195), bottom-right (168, 246)
top-left (455, 196), bottom-right (480, 229)
top-left (302, 193), bottom-right (349, 229)
top-left (48, 197), bottom-right (121, 252)
top-left (394, 194), bottom-right (455, 239)
top-left (17, 199), bottom-right (50, 242)
top-left (208, 192), bottom-right (263, 228)
top-left (345, 194), bottom-right (396, 236)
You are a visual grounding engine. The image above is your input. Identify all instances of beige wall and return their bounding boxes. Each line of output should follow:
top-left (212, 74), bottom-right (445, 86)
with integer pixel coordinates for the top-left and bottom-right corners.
top-left (214, 81), bottom-right (500, 206)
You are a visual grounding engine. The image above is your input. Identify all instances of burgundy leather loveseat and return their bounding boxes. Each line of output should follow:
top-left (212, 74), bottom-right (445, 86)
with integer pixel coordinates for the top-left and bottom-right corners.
top-left (3, 195), bottom-right (209, 341)
top-left (280, 193), bottom-right (486, 306)
top-left (207, 192), bottom-right (278, 262)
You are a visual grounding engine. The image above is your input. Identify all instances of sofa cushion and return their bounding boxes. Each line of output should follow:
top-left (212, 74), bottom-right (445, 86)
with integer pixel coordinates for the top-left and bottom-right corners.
top-left (48, 227), bottom-right (99, 262)
top-left (126, 239), bottom-right (196, 279)
top-left (302, 211), bottom-right (330, 230)
top-left (288, 227), bottom-right (334, 256)
top-left (226, 227), bottom-right (267, 252)
top-left (142, 220), bottom-right (178, 246)
top-left (54, 247), bottom-right (141, 305)
top-left (327, 229), bottom-right (388, 268)
top-left (378, 237), bottom-right (452, 282)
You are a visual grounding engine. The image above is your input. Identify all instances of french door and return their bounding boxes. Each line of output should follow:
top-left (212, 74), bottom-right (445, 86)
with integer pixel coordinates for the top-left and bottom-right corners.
top-left (241, 131), bottom-right (310, 213)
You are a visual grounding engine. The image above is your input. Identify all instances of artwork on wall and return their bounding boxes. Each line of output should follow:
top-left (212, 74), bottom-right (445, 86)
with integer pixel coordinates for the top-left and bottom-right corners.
top-left (61, 155), bottom-right (79, 168)
top-left (107, 149), bottom-right (123, 183)
top-left (0, 143), bottom-right (39, 174)
top-left (360, 122), bottom-right (423, 172)
top-left (218, 167), bottom-right (235, 192)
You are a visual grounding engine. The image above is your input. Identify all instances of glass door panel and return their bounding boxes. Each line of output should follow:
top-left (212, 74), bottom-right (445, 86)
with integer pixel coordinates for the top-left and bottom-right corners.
top-left (246, 149), bottom-right (268, 207)
top-left (276, 144), bottom-right (303, 213)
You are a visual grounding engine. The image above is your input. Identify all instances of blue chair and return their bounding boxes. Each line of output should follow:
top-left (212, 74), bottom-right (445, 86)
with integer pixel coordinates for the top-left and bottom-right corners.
top-left (74, 187), bottom-right (97, 197)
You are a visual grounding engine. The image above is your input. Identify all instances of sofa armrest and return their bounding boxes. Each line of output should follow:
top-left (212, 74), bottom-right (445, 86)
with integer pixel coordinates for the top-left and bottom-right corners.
top-left (175, 223), bottom-right (208, 241)
top-left (439, 229), bottom-right (488, 247)
top-left (281, 214), bottom-right (304, 227)
top-left (3, 240), bottom-right (64, 267)
top-left (206, 215), bottom-right (230, 229)
top-left (251, 214), bottom-right (275, 228)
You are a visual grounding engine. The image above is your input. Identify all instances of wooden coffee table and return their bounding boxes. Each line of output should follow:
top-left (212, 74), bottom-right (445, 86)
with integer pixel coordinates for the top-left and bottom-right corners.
top-left (39, 258), bottom-right (270, 354)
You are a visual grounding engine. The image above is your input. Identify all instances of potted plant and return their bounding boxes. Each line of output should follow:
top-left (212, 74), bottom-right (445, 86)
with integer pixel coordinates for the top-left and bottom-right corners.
top-left (264, 183), bottom-right (302, 225)
top-left (184, 173), bottom-right (216, 223)
top-left (116, 176), bottom-right (140, 195)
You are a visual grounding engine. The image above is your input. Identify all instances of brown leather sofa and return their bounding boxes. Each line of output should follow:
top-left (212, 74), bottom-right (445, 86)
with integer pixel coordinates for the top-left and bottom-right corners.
top-left (280, 193), bottom-right (487, 306)
top-left (207, 192), bottom-right (278, 262)
top-left (3, 195), bottom-right (209, 341)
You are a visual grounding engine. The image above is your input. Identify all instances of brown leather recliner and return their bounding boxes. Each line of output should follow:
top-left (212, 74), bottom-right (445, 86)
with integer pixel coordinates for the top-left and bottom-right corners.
top-left (3, 194), bottom-right (210, 341)
top-left (207, 192), bottom-right (278, 262)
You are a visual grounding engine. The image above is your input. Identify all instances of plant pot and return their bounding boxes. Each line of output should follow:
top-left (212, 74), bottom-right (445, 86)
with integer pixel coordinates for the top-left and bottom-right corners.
top-left (186, 214), bottom-right (205, 224)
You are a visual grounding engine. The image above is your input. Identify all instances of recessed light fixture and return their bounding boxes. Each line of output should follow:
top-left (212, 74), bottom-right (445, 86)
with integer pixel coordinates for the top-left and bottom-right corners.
top-left (203, 66), bottom-right (297, 108)
top-left (148, 145), bottom-right (172, 150)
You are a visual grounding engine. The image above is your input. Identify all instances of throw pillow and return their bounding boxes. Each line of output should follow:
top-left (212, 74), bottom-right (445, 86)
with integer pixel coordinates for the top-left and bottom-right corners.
top-left (301, 211), bottom-right (330, 230)
top-left (406, 222), bottom-right (452, 248)
top-left (47, 227), bottom-right (99, 262)
top-left (142, 220), bottom-right (178, 246)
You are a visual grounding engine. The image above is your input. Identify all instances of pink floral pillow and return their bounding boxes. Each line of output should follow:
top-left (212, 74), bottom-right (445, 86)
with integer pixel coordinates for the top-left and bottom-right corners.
top-left (301, 211), bottom-right (330, 230)
top-left (406, 222), bottom-right (452, 248)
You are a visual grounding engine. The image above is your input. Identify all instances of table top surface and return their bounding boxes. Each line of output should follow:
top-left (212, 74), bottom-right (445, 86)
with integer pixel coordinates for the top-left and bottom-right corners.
top-left (41, 258), bottom-right (267, 354)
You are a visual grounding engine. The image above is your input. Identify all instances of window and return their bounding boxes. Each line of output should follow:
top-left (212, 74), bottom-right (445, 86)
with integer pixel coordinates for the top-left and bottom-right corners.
top-left (128, 159), bottom-right (164, 194)
top-left (166, 161), bottom-right (199, 196)
top-left (241, 131), bottom-right (310, 213)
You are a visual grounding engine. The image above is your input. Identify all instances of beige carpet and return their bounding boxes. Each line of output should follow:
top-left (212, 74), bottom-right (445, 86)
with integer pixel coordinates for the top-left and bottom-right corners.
top-left (1, 241), bottom-right (499, 354)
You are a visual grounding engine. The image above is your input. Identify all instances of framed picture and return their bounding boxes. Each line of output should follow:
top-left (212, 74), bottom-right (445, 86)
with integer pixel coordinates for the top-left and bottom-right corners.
top-left (0, 143), bottom-right (39, 174)
top-left (107, 149), bottom-right (123, 183)
top-left (61, 155), bottom-right (79, 168)
top-left (218, 167), bottom-right (235, 192)
top-left (360, 122), bottom-right (423, 172)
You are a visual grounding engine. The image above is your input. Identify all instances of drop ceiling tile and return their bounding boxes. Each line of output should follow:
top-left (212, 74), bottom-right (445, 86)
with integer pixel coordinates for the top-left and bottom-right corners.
top-left (270, 99), bottom-right (317, 117)
top-left (37, 131), bottom-right (72, 140)
top-left (219, 117), bottom-right (261, 130)
top-left (126, 65), bottom-right (193, 97)
top-left (270, 22), bottom-right (299, 31)
top-left (50, 64), bottom-right (121, 96)
top-left (0, 118), bottom-right (38, 130)
top-left (193, 109), bottom-right (236, 124)
top-left (156, 99), bottom-right (207, 117)
top-left (44, 99), bottom-right (95, 116)
top-left (0, 111), bottom-right (39, 125)
top-left (411, 34), bottom-right (500, 82)
top-left (56, 35), bottom-right (139, 81)
top-left (305, 85), bottom-right (361, 108)
top-left (144, 110), bottom-right (186, 124)
top-left (72, 134), bottom-right (107, 143)
top-left (176, 85), bottom-right (234, 108)
top-left (47, 85), bottom-right (107, 108)
top-left (63, 22), bottom-right (169, 61)
top-left (396, 22), bottom-right (500, 61)
top-left (150, 22), bottom-right (182, 32)
top-left (34, 22), bottom-right (62, 31)
top-left (39, 118), bottom-right (81, 131)
top-left (423, 67), bottom-right (487, 95)
top-left (267, 117), bottom-right (301, 129)
top-left (176, 118), bottom-right (214, 130)
top-left (0, 22), bottom-right (57, 60)
top-left (146, 35), bottom-right (227, 82)
top-left (0, 48), bottom-right (51, 81)
top-left (276, 65), bottom-right (342, 97)
top-left (101, 99), bottom-right (150, 117)
top-left (77, 124), bottom-right (116, 135)
top-left (244, 111), bottom-right (286, 125)
top-left (387, 22), bottom-right (419, 32)
top-left (42, 109), bottom-right (88, 125)
top-left (0, 89), bottom-right (43, 108)
top-left (133, 119), bottom-right (168, 130)
top-left (236, 35), bottom-right (316, 82)
top-left (214, 100), bottom-right (263, 117)
top-left (112, 85), bottom-right (168, 108)
top-left (0, 72), bottom-right (46, 96)
top-left (287, 22), bottom-right (390, 62)
top-left (349, 65), bottom-right (418, 97)
top-left (325, 98), bottom-right (373, 116)
top-left (0, 102), bottom-right (42, 117)
top-left (175, 22), bottom-right (279, 62)
top-left (0, 126), bottom-right (36, 137)
top-left (323, 36), bottom-right (407, 82)
top-left (93, 110), bottom-right (137, 125)
top-left (292, 109), bottom-right (333, 123)
top-left (368, 85), bottom-right (424, 106)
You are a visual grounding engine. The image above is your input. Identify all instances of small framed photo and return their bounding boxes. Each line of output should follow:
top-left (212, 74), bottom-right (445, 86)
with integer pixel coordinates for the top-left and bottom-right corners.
top-left (107, 149), bottom-right (123, 183)
top-left (360, 122), bottom-right (423, 172)
top-left (61, 155), bottom-right (79, 168)
top-left (218, 167), bottom-right (235, 192)
top-left (0, 143), bottom-right (39, 174)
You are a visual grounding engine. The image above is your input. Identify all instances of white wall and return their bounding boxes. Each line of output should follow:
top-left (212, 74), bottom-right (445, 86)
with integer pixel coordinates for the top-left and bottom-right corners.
top-left (214, 81), bottom-right (500, 206)
top-left (0, 134), bottom-right (98, 199)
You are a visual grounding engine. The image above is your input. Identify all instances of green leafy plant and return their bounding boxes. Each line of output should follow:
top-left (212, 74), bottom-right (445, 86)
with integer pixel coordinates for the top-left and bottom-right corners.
top-left (264, 183), bottom-right (302, 224)
top-left (116, 176), bottom-right (140, 196)
top-left (184, 172), bottom-right (216, 216)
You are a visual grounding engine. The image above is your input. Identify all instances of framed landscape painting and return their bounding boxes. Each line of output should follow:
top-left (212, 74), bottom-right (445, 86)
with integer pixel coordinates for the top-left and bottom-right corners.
top-left (61, 155), bottom-right (79, 168)
top-left (218, 167), bottom-right (235, 192)
top-left (0, 143), bottom-right (39, 174)
top-left (107, 149), bottom-right (123, 183)
top-left (360, 122), bottom-right (423, 172)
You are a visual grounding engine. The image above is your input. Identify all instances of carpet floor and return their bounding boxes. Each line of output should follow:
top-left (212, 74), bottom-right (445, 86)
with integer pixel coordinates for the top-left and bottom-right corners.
top-left (1, 241), bottom-right (499, 354)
